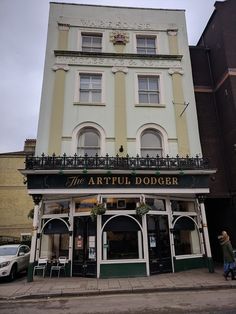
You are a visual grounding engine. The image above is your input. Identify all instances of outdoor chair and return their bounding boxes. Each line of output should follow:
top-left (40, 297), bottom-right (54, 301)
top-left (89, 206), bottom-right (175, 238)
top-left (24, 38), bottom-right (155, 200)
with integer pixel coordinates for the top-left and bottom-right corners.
top-left (50, 256), bottom-right (68, 278)
top-left (33, 257), bottom-right (48, 277)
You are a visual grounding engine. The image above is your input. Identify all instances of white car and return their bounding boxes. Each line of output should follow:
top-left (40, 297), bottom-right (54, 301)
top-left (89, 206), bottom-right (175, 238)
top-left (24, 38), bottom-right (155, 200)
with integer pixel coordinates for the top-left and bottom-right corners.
top-left (0, 244), bottom-right (30, 281)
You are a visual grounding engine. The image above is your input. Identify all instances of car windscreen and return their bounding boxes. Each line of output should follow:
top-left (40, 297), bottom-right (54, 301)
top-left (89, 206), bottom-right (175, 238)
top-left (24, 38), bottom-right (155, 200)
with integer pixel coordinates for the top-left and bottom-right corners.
top-left (0, 247), bottom-right (18, 256)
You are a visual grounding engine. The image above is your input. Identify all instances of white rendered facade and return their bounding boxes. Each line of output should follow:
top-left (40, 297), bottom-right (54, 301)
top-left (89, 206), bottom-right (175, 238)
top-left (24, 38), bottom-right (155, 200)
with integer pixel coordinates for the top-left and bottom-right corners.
top-left (24, 3), bottom-right (214, 280)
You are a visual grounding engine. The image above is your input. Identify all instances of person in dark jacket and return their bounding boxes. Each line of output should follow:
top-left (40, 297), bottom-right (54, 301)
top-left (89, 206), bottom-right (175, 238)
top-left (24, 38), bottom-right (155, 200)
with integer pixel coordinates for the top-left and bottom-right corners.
top-left (218, 231), bottom-right (236, 280)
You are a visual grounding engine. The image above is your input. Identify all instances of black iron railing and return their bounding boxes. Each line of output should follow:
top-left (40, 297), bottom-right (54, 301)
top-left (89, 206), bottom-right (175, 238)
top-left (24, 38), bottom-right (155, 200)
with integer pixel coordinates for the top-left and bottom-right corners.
top-left (25, 154), bottom-right (209, 171)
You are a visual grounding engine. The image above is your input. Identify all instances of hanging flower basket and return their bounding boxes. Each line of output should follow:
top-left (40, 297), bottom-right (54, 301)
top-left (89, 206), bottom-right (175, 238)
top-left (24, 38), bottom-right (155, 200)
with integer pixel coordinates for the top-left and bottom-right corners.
top-left (135, 203), bottom-right (151, 216)
top-left (90, 203), bottom-right (106, 221)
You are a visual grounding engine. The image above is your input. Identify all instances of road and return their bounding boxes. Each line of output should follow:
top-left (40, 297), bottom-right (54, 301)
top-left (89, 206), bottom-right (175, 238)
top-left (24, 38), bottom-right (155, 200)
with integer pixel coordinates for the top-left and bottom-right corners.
top-left (0, 289), bottom-right (236, 314)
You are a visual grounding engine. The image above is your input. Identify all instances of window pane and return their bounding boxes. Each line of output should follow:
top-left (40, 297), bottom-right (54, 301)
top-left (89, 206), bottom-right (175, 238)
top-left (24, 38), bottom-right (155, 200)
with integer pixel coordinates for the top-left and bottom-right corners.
top-left (149, 93), bottom-right (159, 103)
top-left (141, 130), bottom-right (162, 157)
top-left (141, 131), bottom-right (161, 147)
top-left (139, 93), bottom-right (148, 103)
top-left (91, 76), bottom-right (101, 88)
top-left (82, 34), bottom-right (102, 52)
top-left (80, 91), bottom-right (89, 102)
top-left (138, 76), bottom-right (159, 104)
top-left (92, 91), bottom-right (101, 102)
top-left (84, 131), bottom-right (99, 146)
top-left (92, 37), bottom-right (102, 46)
top-left (78, 128), bottom-right (101, 156)
top-left (106, 231), bottom-right (139, 259)
top-left (79, 74), bottom-right (102, 103)
top-left (149, 77), bottom-right (158, 90)
top-left (80, 76), bottom-right (90, 88)
top-left (138, 77), bottom-right (148, 90)
top-left (173, 217), bottom-right (201, 255)
top-left (137, 37), bottom-right (145, 46)
top-left (82, 36), bottom-right (91, 45)
top-left (137, 36), bottom-right (156, 55)
top-left (147, 38), bottom-right (155, 47)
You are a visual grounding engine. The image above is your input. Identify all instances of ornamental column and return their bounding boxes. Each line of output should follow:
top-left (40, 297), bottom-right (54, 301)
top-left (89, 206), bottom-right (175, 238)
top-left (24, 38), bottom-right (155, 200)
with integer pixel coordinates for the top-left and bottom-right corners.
top-left (167, 29), bottom-right (179, 55)
top-left (48, 23), bottom-right (70, 155)
top-left (27, 194), bottom-right (42, 282)
top-left (169, 69), bottom-right (190, 156)
top-left (110, 31), bottom-right (129, 156)
top-left (112, 67), bottom-right (128, 156)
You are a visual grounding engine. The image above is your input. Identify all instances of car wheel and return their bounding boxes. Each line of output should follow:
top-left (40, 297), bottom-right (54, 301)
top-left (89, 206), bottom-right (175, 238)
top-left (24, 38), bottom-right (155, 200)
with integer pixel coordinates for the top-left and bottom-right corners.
top-left (9, 264), bottom-right (17, 281)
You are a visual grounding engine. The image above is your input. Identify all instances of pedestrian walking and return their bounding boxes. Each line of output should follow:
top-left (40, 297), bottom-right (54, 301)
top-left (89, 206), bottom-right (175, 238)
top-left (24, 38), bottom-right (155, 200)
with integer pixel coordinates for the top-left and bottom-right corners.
top-left (218, 230), bottom-right (236, 280)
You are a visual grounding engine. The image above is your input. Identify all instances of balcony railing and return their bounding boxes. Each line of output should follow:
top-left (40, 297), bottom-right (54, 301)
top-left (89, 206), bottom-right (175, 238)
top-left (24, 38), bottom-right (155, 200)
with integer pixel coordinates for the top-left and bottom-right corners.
top-left (25, 154), bottom-right (209, 171)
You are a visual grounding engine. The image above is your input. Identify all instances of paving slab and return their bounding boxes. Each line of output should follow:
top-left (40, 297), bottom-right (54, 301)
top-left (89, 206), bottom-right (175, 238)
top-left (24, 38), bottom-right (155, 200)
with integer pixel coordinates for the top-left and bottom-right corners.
top-left (0, 267), bottom-right (236, 300)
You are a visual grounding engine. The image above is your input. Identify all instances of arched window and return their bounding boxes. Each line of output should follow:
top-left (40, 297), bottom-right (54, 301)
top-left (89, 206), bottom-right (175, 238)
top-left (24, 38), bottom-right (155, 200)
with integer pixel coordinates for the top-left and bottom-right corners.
top-left (140, 129), bottom-right (163, 157)
top-left (173, 217), bottom-right (201, 256)
top-left (102, 216), bottom-right (143, 260)
top-left (40, 218), bottom-right (69, 260)
top-left (77, 127), bottom-right (101, 156)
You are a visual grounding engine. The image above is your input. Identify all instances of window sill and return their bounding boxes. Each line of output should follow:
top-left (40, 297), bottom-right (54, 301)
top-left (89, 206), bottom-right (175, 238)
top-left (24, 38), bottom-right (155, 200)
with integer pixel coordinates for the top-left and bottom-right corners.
top-left (135, 103), bottom-right (166, 108)
top-left (100, 259), bottom-right (145, 264)
top-left (73, 102), bottom-right (106, 106)
top-left (175, 254), bottom-right (203, 260)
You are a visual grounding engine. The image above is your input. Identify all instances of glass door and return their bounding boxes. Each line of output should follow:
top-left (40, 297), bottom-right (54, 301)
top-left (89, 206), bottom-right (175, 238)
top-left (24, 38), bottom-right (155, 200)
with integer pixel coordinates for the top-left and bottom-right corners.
top-left (147, 215), bottom-right (172, 274)
top-left (73, 217), bottom-right (97, 277)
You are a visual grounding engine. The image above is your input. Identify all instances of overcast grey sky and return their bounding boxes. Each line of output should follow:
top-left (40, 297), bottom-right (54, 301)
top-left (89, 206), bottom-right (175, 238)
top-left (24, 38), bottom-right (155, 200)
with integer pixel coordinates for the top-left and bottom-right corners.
top-left (0, 0), bottom-right (221, 153)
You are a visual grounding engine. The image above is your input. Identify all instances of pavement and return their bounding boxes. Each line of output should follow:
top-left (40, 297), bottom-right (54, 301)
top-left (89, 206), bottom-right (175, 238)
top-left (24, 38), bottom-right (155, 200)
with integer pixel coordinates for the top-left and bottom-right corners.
top-left (0, 266), bottom-right (236, 301)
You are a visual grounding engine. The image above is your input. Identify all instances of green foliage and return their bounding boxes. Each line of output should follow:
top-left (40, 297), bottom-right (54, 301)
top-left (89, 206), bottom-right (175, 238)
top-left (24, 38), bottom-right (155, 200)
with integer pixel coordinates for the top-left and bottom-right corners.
top-left (90, 203), bottom-right (106, 221)
top-left (135, 203), bottom-right (151, 216)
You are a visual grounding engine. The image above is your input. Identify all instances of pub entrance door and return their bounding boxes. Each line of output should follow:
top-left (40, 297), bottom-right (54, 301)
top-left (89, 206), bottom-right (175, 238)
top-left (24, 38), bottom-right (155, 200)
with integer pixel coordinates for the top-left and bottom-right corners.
top-left (73, 217), bottom-right (97, 277)
top-left (147, 215), bottom-right (172, 274)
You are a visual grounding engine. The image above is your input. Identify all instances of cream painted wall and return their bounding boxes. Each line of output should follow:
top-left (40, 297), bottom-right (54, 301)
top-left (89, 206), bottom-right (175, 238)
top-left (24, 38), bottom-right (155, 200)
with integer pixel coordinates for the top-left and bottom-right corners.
top-left (36, 3), bottom-right (202, 158)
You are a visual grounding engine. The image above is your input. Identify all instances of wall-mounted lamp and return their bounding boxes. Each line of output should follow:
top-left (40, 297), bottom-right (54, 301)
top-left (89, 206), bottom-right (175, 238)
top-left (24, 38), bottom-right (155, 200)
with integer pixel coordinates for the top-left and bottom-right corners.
top-left (119, 145), bottom-right (124, 153)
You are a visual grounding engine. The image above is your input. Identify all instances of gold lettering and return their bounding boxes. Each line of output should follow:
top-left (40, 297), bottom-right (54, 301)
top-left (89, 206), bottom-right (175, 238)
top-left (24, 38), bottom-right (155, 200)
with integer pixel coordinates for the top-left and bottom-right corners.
top-left (172, 177), bottom-right (178, 185)
top-left (166, 177), bottom-right (172, 185)
top-left (157, 177), bottom-right (164, 185)
top-left (135, 177), bottom-right (142, 185)
top-left (66, 176), bottom-right (78, 188)
top-left (125, 177), bottom-right (131, 185)
top-left (143, 177), bottom-right (150, 185)
top-left (112, 177), bottom-right (117, 185)
top-left (150, 177), bottom-right (157, 185)
top-left (88, 177), bottom-right (95, 185)
top-left (97, 177), bottom-right (103, 185)
top-left (103, 177), bottom-right (110, 184)
top-left (117, 177), bottom-right (124, 185)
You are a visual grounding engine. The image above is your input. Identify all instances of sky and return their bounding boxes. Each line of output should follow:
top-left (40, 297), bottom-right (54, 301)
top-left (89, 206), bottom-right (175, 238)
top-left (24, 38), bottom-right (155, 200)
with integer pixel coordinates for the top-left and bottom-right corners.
top-left (0, 0), bottom-right (222, 153)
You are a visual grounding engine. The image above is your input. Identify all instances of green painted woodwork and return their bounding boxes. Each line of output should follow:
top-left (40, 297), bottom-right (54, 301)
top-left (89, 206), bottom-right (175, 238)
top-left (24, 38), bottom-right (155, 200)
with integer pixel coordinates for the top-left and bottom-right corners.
top-left (100, 262), bottom-right (146, 278)
top-left (27, 262), bottom-right (36, 282)
top-left (174, 256), bottom-right (207, 272)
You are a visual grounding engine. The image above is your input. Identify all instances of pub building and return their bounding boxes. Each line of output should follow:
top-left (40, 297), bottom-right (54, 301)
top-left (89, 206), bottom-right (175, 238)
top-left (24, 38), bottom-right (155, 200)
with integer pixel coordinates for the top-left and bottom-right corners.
top-left (21, 3), bottom-right (216, 280)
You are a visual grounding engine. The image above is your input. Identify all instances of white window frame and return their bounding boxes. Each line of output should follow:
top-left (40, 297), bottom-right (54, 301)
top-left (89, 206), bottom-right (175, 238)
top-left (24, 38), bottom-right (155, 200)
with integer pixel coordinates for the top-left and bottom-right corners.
top-left (136, 124), bottom-right (169, 157)
top-left (77, 31), bottom-right (104, 52)
top-left (134, 72), bottom-right (165, 107)
top-left (74, 70), bottom-right (105, 105)
top-left (71, 122), bottom-right (106, 156)
top-left (77, 127), bottom-right (101, 156)
top-left (134, 32), bottom-right (159, 54)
